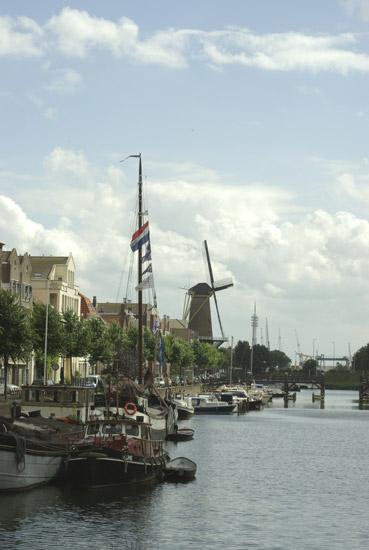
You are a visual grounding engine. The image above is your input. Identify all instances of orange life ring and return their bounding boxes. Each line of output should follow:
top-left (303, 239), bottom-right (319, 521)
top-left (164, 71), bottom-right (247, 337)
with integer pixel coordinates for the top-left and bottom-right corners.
top-left (124, 402), bottom-right (137, 416)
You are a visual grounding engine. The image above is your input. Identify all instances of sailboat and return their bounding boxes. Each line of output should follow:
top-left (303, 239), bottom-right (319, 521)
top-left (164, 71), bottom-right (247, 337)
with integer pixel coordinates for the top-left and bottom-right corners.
top-left (126, 154), bottom-right (177, 441)
top-left (65, 155), bottom-right (174, 488)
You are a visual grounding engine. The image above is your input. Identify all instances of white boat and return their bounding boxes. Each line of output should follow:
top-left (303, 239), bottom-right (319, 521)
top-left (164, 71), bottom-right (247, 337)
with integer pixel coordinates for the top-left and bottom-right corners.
top-left (172, 395), bottom-right (195, 419)
top-left (0, 416), bottom-right (81, 492)
top-left (190, 394), bottom-right (236, 414)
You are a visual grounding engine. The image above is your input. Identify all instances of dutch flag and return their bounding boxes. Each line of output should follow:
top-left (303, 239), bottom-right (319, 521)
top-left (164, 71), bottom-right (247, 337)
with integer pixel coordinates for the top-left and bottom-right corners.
top-left (130, 221), bottom-right (150, 252)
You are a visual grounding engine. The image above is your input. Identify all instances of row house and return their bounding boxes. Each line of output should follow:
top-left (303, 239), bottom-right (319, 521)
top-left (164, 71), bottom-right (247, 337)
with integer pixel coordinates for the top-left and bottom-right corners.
top-left (0, 242), bottom-right (33, 309)
top-left (30, 254), bottom-right (81, 316)
top-left (0, 242), bottom-right (33, 385)
top-left (30, 255), bottom-right (81, 382)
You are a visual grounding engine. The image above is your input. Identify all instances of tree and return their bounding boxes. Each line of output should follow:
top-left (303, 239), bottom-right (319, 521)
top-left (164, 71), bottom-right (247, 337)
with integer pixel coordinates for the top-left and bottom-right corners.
top-left (302, 358), bottom-right (318, 378)
top-left (0, 289), bottom-right (32, 399)
top-left (233, 340), bottom-right (251, 378)
top-left (87, 317), bottom-right (113, 371)
top-left (353, 344), bottom-right (369, 373)
top-left (143, 328), bottom-right (156, 362)
top-left (269, 349), bottom-right (292, 372)
top-left (62, 310), bottom-right (90, 381)
top-left (252, 344), bottom-right (270, 377)
top-left (31, 302), bottom-right (64, 378)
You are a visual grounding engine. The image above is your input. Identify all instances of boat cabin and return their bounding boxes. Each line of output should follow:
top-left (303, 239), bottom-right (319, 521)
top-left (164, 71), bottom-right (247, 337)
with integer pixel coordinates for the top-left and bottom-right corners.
top-left (20, 384), bottom-right (97, 421)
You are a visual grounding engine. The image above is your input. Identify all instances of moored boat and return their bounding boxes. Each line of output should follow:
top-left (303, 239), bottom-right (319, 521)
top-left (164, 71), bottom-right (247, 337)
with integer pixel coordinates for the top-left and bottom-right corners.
top-left (190, 394), bottom-right (236, 414)
top-left (166, 428), bottom-right (194, 442)
top-left (172, 395), bottom-right (195, 420)
top-left (65, 416), bottom-right (169, 488)
top-left (164, 457), bottom-right (197, 482)
top-left (0, 415), bottom-right (82, 492)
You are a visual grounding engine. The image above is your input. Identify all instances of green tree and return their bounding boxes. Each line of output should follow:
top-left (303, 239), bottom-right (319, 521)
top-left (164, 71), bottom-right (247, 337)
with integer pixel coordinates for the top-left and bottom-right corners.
top-left (62, 311), bottom-right (90, 380)
top-left (143, 328), bottom-right (156, 362)
top-left (252, 344), bottom-right (270, 376)
top-left (233, 340), bottom-right (251, 377)
top-left (302, 358), bottom-right (318, 378)
top-left (87, 317), bottom-right (113, 371)
top-left (269, 349), bottom-right (292, 372)
top-left (353, 344), bottom-right (369, 373)
top-left (0, 289), bottom-right (32, 399)
top-left (191, 339), bottom-right (209, 376)
top-left (31, 302), bottom-right (64, 378)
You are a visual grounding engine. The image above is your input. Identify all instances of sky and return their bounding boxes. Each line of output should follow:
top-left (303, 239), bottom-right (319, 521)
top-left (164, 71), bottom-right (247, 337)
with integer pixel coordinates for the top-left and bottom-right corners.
top-left (2, 1), bottom-right (369, 362)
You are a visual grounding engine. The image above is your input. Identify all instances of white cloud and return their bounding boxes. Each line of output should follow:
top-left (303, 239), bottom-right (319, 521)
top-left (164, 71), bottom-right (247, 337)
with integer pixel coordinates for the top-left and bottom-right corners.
top-left (44, 147), bottom-right (89, 177)
top-left (46, 8), bottom-right (188, 67)
top-left (341, 0), bottom-right (369, 21)
top-left (0, 15), bottom-right (43, 57)
top-left (2, 8), bottom-right (369, 73)
top-left (3, 149), bottom-right (369, 356)
top-left (46, 68), bottom-right (82, 94)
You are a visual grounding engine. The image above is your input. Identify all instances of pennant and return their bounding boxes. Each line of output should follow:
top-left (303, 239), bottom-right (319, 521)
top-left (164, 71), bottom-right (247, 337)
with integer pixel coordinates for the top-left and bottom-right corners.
top-left (135, 274), bottom-right (154, 291)
top-left (130, 222), bottom-right (149, 252)
top-left (142, 245), bottom-right (151, 263)
top-left (142, 264), bottom-right (152, 276)
top-left (159, 336), bottom-right (164, 368)
top-left (152, 316), bottom-right (160, 334)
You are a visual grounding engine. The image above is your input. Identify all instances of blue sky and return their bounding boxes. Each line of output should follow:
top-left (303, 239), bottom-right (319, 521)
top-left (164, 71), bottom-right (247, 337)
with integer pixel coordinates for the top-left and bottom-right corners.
top-left (2, 1), bottom-right (369, 362)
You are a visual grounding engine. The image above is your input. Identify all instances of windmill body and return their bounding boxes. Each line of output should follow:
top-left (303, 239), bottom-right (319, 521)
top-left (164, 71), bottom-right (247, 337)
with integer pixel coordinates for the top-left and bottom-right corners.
top-left (183, 241), bottom-right (233, 347)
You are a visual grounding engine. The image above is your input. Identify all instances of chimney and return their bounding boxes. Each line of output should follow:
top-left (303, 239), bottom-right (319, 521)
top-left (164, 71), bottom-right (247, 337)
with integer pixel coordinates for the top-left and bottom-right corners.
top-left (92, 296), bottom-right (97, 308)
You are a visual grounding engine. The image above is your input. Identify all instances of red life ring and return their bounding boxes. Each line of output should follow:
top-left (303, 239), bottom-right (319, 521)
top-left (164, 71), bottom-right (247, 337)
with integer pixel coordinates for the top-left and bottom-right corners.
top-left (124, 402), bottom-right (137, 416)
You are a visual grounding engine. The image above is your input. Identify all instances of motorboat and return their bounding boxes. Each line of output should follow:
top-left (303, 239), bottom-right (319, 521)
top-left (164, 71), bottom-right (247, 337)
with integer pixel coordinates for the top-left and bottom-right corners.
top-left (190, 394), bottom-right (236, 414)
top-left (172, 395), bottom-right (194, 420)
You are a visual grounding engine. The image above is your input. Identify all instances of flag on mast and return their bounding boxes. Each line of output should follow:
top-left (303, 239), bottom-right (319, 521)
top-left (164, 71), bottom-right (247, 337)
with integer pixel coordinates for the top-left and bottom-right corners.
top-left (142, 264), bottom-right (152, 276)
top-left (142, 244), bottom-right (151, 262)
top-left (130, 222), bottom-right (150, 252)
top-left (135, 274), bottom-right (154, 291)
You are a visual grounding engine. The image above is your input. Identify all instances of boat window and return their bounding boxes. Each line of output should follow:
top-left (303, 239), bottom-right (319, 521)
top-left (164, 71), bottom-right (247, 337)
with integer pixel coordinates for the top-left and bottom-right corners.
top-left (102, 424), bottom-right (122, 435)
top-left (87, 423), bottom-right (100, 435)
top-left (126, 424), bottom-right (139, 436)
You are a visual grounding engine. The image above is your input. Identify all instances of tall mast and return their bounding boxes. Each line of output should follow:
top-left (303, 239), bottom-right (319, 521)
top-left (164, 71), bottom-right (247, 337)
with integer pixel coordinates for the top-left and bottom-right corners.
top-left (121, 153), bottom-right (144, 384)
top-left (137, 154), bottom-right (143, 384)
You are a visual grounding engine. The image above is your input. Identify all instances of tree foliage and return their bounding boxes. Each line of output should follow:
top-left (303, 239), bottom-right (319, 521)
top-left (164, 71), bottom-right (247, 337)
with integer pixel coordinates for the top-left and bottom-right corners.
top-left (0, 290), bottom-right (32, 398)
top-left (353, 344), bottom-right (369, 373)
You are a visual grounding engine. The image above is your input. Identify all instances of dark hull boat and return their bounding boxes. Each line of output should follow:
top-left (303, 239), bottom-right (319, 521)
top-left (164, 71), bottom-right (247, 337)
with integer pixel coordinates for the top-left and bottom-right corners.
top-left (66, 447), bottom-right (168, 488)
top-left (65, 417), bottom-right (169, 489)
top-left (165, 457), bottom-right (196, 482)
top-left (166, 428), bottom-right (194, 442)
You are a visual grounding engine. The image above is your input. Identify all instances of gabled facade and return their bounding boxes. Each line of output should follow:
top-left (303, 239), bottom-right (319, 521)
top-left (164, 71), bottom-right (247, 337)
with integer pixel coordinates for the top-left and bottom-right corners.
top-left (0, 243), bottom-right (34, 385)
top-left (30, 254), bottom-right (81, 316)
top-left (0, 245), bottom-right (33, 309)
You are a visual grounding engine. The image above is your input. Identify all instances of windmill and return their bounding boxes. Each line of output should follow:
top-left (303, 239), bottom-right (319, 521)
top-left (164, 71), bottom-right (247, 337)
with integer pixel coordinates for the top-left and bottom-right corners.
top-left (183, 240), bottom-right (233, 346)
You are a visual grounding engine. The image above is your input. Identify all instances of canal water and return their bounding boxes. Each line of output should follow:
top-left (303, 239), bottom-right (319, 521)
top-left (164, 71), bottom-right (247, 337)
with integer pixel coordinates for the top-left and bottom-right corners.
top-left (1, 390), bottom-right (369, 549)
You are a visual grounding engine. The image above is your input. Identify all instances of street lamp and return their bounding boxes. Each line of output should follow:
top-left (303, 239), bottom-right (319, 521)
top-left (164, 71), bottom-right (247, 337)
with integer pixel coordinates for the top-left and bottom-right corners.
top-left (44, 277), bottom-right (50, 385)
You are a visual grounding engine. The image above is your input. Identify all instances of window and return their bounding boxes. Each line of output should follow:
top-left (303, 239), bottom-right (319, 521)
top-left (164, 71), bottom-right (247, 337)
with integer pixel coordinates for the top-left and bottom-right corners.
top-left (126, 424), bottom-right (139, 436)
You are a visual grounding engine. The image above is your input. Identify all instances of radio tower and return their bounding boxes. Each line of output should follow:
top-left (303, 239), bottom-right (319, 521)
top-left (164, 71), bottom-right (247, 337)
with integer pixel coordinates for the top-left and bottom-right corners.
top-left (265, 318), bottom-right (270, 351)
top-left (251, 303), bottom-right (258, 346)
top-left (250, 303), bottom-right (259, 377)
